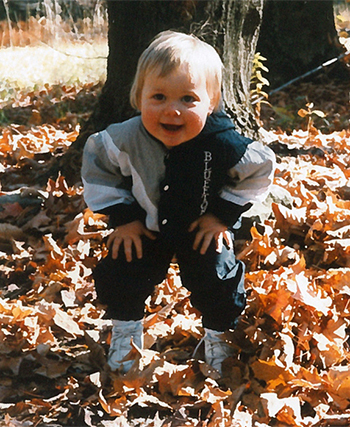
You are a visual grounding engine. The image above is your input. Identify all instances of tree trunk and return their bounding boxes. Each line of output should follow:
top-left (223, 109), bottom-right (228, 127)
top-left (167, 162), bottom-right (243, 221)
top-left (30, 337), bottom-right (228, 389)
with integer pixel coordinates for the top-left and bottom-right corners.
top-left (90, 1), bottom-right (207, 130)
top-left (91, 0), bottom-right (263, 134)
top-left (58, 0), bottom-right (263, 184)
top-left (257, 0), bottom-right (346, 89)
top-left (210, 1), bottom-right (263, 132)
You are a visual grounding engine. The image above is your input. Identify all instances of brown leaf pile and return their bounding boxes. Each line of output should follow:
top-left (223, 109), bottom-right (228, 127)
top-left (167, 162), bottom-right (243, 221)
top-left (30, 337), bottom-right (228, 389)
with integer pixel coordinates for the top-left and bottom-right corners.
top-left (260, 76), bottom-right (350, 133)
top-left (0, 90), bottom-right (350, 426)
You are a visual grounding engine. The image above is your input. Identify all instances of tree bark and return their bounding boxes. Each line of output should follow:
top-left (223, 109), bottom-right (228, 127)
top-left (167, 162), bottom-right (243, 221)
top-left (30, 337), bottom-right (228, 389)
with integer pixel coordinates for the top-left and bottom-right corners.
top-left (209, 0), bottom-right (263, 133)
top-left (257, 0), bottom-right (346, 89)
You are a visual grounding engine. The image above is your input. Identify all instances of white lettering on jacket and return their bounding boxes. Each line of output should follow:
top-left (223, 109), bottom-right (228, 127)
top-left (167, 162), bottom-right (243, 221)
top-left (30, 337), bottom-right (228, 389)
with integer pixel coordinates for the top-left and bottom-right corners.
top-left (200, 151), bottom-right (212, 214)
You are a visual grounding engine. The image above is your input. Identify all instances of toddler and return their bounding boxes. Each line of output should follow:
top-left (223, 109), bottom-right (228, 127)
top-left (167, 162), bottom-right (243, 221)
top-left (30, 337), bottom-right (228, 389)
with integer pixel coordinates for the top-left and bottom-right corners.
top-left (82, 31), bottom-right (275, 375)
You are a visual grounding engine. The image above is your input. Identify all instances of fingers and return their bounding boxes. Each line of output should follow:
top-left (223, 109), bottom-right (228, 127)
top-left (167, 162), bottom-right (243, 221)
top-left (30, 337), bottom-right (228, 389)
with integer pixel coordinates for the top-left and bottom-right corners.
top-left (108, 234), bottom-right (141, 262)
top-left (216, 231), bottom-right (233, 254)
top-left (123, 236), bottom-right (134, 262)
top-left (107, 222), bottom-right (156, 261)
top-left (192, 229), bottom-right (202, 251)
top-left (223, 230), bottom-right (233, 250)
top-left (133, 235), bottom-right (143, 260)
top-left (107, 232), bottom-right (122, 259)
top-left (199, 233), bottom-right (214, 255)
top-left (193, 229), bottom-right (216, 255)
top-left (144, 228), bottom-right (157, 240)
top-left (188, 219), bottom-right (199, 233)
top-left (216, 234), bottom-right (224, 254)
top-left (194, 230), bottom-right (233, 255)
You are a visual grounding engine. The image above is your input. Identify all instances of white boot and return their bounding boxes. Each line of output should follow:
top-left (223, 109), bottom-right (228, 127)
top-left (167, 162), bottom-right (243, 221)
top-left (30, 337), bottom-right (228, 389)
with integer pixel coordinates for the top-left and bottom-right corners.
top-left (108, 319), bottom-right (143, 373)
top-left (204, 328), bottom-right (234, 375)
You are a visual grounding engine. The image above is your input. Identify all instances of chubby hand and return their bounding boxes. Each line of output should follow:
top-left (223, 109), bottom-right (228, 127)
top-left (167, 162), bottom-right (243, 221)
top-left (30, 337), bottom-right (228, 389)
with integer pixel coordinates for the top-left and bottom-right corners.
top-left (107, 220), bottom-right (156, 262)
top-left (189, 213), bottom-right (233, 255)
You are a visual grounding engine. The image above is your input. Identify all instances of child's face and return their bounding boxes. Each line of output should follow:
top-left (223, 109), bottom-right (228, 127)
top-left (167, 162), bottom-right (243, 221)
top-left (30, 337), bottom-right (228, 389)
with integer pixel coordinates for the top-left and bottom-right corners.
top-left (140, 64), bottom-right (214, 149)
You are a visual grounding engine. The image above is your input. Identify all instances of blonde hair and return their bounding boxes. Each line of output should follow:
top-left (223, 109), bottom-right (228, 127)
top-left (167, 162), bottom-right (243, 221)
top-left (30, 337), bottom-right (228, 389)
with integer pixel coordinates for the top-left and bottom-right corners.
top-left (130, 31), bottom-right (223, 112)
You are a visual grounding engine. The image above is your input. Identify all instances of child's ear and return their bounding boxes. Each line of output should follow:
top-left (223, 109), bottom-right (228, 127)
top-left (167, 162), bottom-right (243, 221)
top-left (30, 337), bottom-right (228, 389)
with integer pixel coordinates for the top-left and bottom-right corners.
top-left (208, 103), bottom-right (215, 116)
top-left (209, 93), bottom-right (220, 114)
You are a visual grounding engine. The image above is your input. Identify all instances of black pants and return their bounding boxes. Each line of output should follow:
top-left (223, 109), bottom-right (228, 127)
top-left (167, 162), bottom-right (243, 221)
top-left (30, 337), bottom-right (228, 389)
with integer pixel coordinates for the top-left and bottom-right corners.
top-left (93, 231), bottom-right (246, 331)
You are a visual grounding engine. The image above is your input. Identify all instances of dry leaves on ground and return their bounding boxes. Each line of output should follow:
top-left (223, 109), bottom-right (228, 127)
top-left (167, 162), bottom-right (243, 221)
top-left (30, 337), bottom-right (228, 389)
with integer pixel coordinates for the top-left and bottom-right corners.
top-left (0, 96), bottom-right (350, 426)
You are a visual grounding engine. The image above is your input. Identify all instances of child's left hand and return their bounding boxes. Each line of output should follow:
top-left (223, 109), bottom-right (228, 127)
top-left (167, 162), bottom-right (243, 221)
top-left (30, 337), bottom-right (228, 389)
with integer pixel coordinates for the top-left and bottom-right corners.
top-left (188, 213), bottom-right (233, 255)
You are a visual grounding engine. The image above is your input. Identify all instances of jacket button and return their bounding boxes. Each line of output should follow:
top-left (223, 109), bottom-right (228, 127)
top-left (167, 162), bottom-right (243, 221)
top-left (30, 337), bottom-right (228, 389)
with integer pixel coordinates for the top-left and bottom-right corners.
top-left (162, 219), bottom-right (168, 225)
top-left (164, 185), bottom-right (169, 191)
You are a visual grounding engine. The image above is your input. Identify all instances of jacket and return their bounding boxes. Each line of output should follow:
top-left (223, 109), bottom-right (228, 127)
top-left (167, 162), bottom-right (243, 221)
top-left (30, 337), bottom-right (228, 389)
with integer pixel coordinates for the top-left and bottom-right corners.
top-left (81, 111), bottom-right (275, 234)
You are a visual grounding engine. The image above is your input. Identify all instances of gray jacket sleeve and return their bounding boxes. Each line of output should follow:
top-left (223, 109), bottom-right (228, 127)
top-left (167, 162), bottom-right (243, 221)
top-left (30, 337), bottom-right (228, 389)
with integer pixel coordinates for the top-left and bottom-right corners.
top-left (208, 140), bottom-right (275, 226)
top-left (81, 130), bottom-right (145, 226)
top-left (220, 140), bottom-right (276, 206)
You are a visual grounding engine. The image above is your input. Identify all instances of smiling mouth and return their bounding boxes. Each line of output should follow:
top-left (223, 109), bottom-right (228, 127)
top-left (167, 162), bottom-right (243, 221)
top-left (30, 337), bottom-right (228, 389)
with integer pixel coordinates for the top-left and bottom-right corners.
top-left (161, 124), bottom-right (183, 132)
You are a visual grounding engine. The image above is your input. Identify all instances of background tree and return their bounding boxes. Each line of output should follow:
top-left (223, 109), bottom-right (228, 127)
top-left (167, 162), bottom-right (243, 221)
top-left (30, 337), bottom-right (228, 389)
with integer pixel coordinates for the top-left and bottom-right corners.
top-left (85, 0), bottom-right (263, 134)
top-left (257, 0), bottom-right (346, 89)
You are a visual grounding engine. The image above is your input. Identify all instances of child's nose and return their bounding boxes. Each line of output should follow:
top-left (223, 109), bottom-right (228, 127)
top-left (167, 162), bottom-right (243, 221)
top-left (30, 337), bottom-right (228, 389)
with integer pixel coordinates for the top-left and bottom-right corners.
top-left (165, 102), bottom-right (181, 116)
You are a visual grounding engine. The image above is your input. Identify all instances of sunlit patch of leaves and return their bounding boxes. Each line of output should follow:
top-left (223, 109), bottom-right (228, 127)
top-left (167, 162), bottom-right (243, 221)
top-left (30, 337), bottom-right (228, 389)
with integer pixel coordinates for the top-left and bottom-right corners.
top-left (0, 82), bottom-right (103, 128)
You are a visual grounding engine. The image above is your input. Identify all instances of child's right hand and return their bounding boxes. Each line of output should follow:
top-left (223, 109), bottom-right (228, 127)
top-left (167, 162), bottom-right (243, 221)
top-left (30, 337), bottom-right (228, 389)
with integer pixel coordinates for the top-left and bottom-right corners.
top-left (107, 220), bottom-right (156, 262)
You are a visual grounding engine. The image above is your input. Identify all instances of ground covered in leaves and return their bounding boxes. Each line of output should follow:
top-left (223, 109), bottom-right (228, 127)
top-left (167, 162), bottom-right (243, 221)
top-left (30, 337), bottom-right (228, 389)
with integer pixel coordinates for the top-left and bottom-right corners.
top-left (0, 72), bottom-right (350, 427)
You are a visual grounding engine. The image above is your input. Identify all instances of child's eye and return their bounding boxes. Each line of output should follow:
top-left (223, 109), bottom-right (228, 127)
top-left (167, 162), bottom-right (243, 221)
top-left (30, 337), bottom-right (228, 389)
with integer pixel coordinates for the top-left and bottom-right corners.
top-left (153, 94), bottom-right (165, 101)
top-left (182, 95), bottom-right (195, 103)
